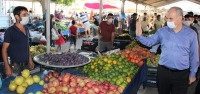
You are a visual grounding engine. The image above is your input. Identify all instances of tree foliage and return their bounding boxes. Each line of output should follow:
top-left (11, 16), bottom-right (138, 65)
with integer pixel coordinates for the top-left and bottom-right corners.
top-left (51, 0), bottom-right (76, 6)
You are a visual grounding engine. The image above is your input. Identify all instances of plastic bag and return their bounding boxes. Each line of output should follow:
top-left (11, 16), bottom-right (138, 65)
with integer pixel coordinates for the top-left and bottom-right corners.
top-left (40, 35), bottom-right (46, 44)
top-left (51, 28), bottom-right (59, 40)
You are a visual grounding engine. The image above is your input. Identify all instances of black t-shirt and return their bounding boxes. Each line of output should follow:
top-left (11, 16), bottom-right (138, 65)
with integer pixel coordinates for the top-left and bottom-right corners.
top-left (130, 19), bottom-right (136, 31)
top-left (4, 24), bottom-right (30, 62)
top-left (93, 18), bottom-right (99, 26)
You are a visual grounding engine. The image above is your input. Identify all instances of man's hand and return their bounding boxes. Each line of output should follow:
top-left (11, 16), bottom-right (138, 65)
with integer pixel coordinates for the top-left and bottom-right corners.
top-left (189, 77), bottom-right (196, 84)
top-left (150, 52), bottom-right (156, 62)
top-left (29, 60), bottom-right (34, 70)
top-left (136, 20), bottom-right (143, 36)
top-left (5, 67), bottom-right (12, 77)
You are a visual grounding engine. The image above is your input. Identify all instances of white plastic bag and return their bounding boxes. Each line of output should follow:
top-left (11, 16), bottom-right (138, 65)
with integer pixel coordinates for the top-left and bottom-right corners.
top-left (51, 28), bottom-right (59, 40)
top-left (40, 35), bottom-right (46, 44)
top-left (40, 35), bottom-right (46, 41)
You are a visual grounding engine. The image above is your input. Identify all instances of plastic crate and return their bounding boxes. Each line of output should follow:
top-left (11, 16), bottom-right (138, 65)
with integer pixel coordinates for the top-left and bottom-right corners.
top-left (147, 75), bottom-right (157, 80)
top-left (147, 65), bottom-right (158, 76)
top-left (81, 44), bottom-right (97, 51)
top-left (146, 79), bottom-right (157, 88)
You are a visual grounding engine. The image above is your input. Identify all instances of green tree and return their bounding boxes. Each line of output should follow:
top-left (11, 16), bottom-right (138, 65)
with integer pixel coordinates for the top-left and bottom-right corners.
top-left (38, 0), bottom-right (75, 14)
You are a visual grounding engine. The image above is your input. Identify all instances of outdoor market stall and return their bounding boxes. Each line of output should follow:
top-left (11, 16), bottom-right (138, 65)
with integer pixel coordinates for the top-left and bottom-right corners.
top-left (0, 24), bottom-right (159, 94)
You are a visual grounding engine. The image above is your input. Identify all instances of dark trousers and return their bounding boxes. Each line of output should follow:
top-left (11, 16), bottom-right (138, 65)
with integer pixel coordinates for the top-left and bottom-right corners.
top-left (195, 68), bottom-right (200, 94)
top-left (157, 65), bottom-right (189, 94)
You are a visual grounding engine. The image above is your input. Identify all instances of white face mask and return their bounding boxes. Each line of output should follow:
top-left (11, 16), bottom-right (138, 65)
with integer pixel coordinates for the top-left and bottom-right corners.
top-left (107, 18), bottom-right (113, 23)
top-left (167, 17), bottom-right (179, 28)
top-left (167, 22), bottom-right (176, 28)
top-left (20, 17), bottom-right (29, 25)
top-left (182, 21), bottom-right (191, 26)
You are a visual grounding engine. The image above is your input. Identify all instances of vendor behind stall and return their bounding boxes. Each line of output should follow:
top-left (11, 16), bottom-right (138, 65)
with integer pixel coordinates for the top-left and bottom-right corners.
top-left (2, 6), bottom-right (34, 77)
top-left (98, 13), bottom-right (116, 52)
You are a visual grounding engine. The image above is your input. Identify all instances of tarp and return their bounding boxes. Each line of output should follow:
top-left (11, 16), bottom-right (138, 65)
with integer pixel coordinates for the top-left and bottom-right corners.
top-left (84, 3), bottom-right (118, 9)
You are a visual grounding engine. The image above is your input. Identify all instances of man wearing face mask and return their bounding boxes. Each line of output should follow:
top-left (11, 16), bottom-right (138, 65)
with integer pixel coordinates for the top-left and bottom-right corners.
top-left (183, 15), bottom-right (198, 34)
top-left (136, 7), bottom-right (199, 94)
top-left (98, 13), bottom-right (116, 52)
top-left (182, 14), bottom-right (200, 94)
top-left (2, 6), bottom-right (34, 77)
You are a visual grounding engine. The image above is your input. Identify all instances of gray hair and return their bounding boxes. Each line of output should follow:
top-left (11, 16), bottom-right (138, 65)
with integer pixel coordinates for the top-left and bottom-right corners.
top-left (168, 7), bottom-right (183, 17)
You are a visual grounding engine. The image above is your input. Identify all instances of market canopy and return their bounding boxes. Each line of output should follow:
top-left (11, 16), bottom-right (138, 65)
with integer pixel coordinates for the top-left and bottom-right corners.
top-left (84, 3), bottom-right (118, 9)
top-left (128, 0), bottom-right (200, 8)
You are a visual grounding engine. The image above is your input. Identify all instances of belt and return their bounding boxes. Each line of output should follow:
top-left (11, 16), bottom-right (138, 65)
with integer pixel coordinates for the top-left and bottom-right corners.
top-left (159, 65), bottom-right (188, 72)
top-left (83, 20), bottom-right (88, 24)
top-left (10, 61), bottom-right (28, 66)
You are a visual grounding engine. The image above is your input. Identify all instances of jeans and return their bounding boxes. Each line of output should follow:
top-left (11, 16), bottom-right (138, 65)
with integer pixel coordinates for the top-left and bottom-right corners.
top-left (129, 29), bottom-right (136, 38)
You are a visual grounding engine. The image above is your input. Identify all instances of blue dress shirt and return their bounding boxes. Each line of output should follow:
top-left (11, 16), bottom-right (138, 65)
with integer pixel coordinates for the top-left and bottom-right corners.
top-left (136, 26), bottom-right (199, 77)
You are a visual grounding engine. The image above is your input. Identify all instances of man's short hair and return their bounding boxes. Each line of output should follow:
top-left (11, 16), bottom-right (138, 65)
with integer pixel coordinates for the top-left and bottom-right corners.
top-left (157, 15), bottom-right (161, 18)
top-left (107, 13), bottom-right (113, 17)
top-left (184, 14), bottom-right (190, 19)
top-left (72, 20), bottom-right (75, 25)
top-left (168, 7), bottom-right (183, 17)
top-left (188, 12), bottom-right (193, 16)
top-left (194, 14), bottom-right (198, 18)
top-left (13, 6), bottom-right (28, 16)
top-left (133, 13), bottom-right (137, 16)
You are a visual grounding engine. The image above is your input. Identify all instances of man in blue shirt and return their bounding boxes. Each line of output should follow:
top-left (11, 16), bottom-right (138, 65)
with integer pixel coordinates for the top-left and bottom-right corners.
top-left (136, 7), bottom-right (199, 94)
top-left (2, 6), bottom-right (34, 77)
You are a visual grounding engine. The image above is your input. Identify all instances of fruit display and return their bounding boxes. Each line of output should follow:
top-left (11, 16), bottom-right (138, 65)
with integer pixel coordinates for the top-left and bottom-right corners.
top-left (38, 52), bottom-right (90, 66)
top-left (83, 54), bottom-right (139, 90)
top-left (42, 71), bottom-right (123, 94)
top-left (147, 54), bottom-right (160, 67)
top-left (56, 22), bottom-right (69, 30)
top-left (125, 40), bottom-right (150, 49)
top-left (115, 33), bottom-right (132, 40)
top-left (118, 45), bottom-right (150, 67)
top-left (8, 69), bottom-right (44, 94)
top-left (30, 44), bottom-right (55, 57)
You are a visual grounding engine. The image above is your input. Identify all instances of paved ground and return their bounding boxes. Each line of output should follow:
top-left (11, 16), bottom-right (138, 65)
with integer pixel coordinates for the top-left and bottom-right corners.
top-left (54, 36), bottom-right (158, 94)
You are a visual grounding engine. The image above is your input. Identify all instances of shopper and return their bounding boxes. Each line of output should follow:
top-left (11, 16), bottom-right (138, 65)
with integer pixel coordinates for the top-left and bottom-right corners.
top-left (154, 15), bottom-right (163, 31)
top-left (79, 12), bottom-right (90, 38)
top-left (98, 13), bottom-right (116, 52)
top-left (136, 7), bottom-right (199, 94)
top-left (141, 16), bottom-right (149, 33)
top-left (55, 29), bottom-right (65, 52)
top-left (43, 14), bottom-right (59, 47)
top-left (69, 20), bottom-right (78, 51)
top-left (2, 6), bottom-right (34, 77)
top-left (129, 13), bottom-right (137, 38)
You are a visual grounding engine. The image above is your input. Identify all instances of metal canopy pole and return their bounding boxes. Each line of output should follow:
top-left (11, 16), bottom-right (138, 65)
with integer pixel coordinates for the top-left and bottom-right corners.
top-left (98, 0), bottom-right (103, 51)
top-left (136, 2), bottom-right (138, 13)
top-left (46, 0), bottom-right (50, 53)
